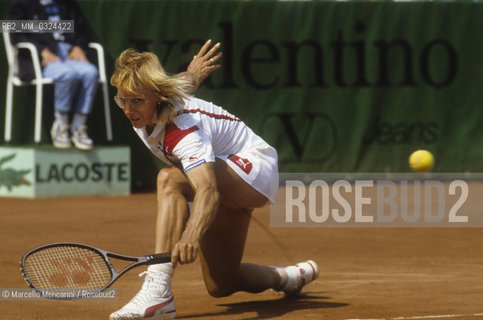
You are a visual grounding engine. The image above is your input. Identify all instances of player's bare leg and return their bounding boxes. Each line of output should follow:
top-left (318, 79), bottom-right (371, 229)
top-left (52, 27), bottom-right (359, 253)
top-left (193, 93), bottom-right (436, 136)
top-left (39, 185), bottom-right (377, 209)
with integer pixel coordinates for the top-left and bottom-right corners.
top-left (110, 166), bottom-right (193, 320)
top-left (200, 202), bottom-right (318, 297)
top-left (155, 166), bottom-right (194, 253)
top-left (111, 160), bottom-right (318, 319)
top-left (200, 159), bottom-right (318, 297)
top-left (199, 203), bottom-right (282, 296)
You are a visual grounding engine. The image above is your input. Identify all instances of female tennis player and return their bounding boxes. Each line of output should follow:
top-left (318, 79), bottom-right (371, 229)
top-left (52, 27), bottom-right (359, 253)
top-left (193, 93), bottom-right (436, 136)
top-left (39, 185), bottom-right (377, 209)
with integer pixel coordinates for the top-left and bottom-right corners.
top-left (109, 40), bottom-right (318, 320)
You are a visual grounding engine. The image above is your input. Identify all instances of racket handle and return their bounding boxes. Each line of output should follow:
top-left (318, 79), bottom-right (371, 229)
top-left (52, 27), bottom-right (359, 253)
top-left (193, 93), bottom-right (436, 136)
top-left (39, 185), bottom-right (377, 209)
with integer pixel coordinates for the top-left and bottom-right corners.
top-left (144, 252), bottom-right (172, 264)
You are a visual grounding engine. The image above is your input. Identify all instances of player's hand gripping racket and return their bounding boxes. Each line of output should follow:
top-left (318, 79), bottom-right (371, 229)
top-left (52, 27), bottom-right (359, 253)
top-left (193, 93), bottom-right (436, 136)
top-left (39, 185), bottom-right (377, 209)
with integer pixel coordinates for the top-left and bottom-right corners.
top-left (20, 242), bottom-right (171, 300)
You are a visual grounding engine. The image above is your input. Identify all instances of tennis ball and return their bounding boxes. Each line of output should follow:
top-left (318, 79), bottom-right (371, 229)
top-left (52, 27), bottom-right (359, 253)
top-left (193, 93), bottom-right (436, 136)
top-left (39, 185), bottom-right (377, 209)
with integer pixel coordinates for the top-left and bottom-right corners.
top-left (409, 150), bottom-right (434, 172)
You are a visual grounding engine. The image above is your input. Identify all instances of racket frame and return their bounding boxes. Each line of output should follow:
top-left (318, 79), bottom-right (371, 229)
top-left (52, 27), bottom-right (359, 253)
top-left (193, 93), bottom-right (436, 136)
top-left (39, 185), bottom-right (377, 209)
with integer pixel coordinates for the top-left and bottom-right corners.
top-left (20, 242), bottom-right (171, 300)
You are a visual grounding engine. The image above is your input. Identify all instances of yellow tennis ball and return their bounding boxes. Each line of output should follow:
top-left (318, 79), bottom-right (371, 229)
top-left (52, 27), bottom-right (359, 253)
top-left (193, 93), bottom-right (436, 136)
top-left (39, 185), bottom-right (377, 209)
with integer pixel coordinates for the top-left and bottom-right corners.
top-left (409, 150), bottom-right (434, 172)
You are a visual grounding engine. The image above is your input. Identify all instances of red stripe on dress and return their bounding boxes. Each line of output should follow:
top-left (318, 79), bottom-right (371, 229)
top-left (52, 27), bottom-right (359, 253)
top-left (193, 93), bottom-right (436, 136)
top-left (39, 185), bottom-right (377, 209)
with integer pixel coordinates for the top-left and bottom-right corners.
top-left (163, 123), bottom-right (199, 155)
top-left (181, 109), bottom-right (241, 122)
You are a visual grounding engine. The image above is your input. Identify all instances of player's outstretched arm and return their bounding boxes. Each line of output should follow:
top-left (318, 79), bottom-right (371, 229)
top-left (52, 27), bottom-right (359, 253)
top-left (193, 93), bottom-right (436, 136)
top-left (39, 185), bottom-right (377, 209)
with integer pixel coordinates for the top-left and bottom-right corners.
top-left (171, 162), bottom-right (220, 267)
top-left (177, 39), bottom-right (222, 93)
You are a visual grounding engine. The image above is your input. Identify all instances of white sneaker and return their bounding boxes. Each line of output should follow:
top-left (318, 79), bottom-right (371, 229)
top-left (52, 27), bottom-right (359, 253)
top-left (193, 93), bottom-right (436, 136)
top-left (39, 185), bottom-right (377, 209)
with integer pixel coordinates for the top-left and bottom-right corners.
top-left (110, 270), bottom-right (176, 320)
top-left (71, 125), bottom-right (93, 151)
top-left (50, 120), bottom-right (71, 149)
top-left (274, 260), bottom-right (319, 296)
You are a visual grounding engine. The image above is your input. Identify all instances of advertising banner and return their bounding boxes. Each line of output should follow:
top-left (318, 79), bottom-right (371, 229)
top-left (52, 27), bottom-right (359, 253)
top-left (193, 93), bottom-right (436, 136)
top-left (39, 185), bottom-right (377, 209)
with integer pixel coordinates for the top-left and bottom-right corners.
top-left (1, 1), bottom-right (482, 190)
top-left (0, 146), bottom-right (130, 198)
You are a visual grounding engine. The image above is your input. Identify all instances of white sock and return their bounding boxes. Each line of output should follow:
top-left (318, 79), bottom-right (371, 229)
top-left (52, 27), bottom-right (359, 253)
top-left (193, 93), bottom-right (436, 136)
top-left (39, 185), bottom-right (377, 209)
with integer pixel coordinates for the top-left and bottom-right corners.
top-left (55, 111), bottom-right (69, 126)
top-left (274, 267), bottom-right (288, 290)
top-left (148, 263), bottom-right (174, 276)
top-left (146, 263), bottom-right (173, 298)
top-left (71, 113), bottom-right (87, 133)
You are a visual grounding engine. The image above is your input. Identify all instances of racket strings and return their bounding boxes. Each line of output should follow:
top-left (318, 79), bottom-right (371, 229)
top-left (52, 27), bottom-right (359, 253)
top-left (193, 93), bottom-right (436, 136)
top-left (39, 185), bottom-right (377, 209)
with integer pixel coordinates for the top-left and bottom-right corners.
top-left (23, 246), bottom-right (112, 290)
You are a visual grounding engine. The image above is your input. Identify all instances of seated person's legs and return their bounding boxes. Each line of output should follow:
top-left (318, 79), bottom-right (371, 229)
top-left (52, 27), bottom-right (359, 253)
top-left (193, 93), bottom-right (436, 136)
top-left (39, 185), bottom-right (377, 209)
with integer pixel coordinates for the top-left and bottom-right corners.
top-left (67, 60), bottom-right (99, 150)
top-left (43, 61), bottom-right (80, 149)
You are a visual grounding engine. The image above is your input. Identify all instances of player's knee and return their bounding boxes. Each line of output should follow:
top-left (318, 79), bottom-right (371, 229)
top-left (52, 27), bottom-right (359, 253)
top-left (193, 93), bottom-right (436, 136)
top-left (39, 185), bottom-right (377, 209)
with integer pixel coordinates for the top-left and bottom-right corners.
top-left (204, 271), bottom-right (239, 298)
top-left (157, 168), bottom-right (174, 188)
top-left (205, 282), bottom-right (236, 298)
top-left (156, 167), bottom-right (181, 192)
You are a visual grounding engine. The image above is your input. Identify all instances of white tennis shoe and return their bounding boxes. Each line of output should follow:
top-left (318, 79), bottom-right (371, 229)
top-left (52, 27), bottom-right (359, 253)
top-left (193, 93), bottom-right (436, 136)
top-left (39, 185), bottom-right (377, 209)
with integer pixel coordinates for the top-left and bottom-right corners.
top-left (71, 125), bottom-right (93, 151)
top-left (50, 120), bottom-right (71, 149)
top-left (274, 260), bottom-right (319, 296)
top-left (110, 269), bottom-right (176, 320)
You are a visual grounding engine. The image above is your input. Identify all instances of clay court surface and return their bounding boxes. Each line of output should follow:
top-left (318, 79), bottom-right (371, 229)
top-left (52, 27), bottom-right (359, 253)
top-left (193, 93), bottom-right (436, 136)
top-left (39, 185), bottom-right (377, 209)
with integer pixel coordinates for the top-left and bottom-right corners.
top-left (1, 188), bottom-right (482, 320)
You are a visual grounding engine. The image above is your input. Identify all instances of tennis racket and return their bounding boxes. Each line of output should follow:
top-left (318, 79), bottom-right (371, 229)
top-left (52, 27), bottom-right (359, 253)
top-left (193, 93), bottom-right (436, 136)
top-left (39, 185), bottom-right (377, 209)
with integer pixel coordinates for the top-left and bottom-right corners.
top-left (20, 242), bottom-right (171, 300)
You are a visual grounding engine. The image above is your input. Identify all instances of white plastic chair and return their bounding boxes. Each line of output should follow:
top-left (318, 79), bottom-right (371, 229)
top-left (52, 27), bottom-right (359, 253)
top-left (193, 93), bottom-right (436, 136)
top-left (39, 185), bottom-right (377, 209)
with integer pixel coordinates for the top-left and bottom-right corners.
top-left (2, 32), bottom-right (113, 143)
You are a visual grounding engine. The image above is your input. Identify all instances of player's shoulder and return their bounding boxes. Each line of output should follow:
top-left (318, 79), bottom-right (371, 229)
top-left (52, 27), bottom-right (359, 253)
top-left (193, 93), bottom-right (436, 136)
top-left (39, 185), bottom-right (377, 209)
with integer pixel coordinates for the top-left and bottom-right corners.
top-left (169, 97), bottom-right (196, 125)
top-left (163, 119), bottom-right (201, 155)
top-left (164, 99), bottom-right (202, 146)
top-left (181, 96), bottom-right (216, 113)
top-left (173, 96), bottom-right (219, 128)
top-left (172, 112), bottom-right (199, 131)
top-left (181, 96), bottom-right (241, 123)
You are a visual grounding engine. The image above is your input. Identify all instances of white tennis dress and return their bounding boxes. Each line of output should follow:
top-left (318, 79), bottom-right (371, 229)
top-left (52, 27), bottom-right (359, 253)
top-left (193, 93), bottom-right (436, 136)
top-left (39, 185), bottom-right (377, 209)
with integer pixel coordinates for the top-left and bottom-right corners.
top-left (134, 96), bottom-right (279, 203)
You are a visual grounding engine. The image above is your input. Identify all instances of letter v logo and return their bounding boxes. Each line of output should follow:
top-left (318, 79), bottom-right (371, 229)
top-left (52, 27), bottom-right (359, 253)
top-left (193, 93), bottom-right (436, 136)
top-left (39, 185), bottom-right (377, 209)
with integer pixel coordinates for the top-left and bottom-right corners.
top-left (279, 113), bottom-right (316, 160)
top-left (259, 112), bottom-right (337, 163)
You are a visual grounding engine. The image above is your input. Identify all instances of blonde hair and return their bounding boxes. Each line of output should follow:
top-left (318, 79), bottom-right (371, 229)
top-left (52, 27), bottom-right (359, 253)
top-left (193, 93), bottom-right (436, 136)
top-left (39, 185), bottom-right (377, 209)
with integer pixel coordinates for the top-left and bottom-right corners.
top-left (110, 48), bottom-right (192, 124)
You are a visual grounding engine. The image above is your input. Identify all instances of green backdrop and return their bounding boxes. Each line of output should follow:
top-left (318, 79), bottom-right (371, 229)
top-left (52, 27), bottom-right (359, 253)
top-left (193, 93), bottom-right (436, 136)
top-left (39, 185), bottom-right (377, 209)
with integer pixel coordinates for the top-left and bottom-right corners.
top-left (1, 0), bottom-right (482, 190)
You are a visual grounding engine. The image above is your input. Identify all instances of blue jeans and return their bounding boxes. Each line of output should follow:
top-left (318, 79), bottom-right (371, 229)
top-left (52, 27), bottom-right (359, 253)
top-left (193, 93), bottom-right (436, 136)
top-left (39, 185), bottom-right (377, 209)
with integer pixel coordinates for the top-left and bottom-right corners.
top-left (43, 42), bottom-right (98, 115)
